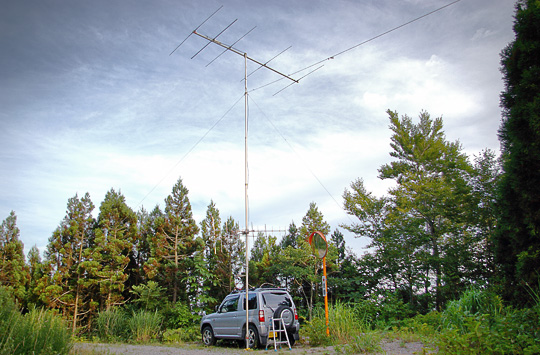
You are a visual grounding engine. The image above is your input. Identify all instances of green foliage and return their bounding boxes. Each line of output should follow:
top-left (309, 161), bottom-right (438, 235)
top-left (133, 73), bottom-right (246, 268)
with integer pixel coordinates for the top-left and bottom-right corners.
top-left (496, 0), bottom-right (540, 306)
top-left (127, 310), bottom-right (162, 343)
top-left (130, 281), bottom-right (165, 311)
top-left (335, 333), bottom-right (383, 354)
top-left (0, 288), bottom-right (72, 355)
top-left (441, 288), bottom-right (502, 333)
top-left (162, 327), bottom-right (200, 344)
top-left (162, 302), bottom-right (201, 330)
top-left (0, 211), bottom-right (29, 303)
top-left (302, 317), bottom-right (333, 347)
top-left (437, 288), bottom-right (540, 354)
top-left (94, 308), bottom-right (128, 342)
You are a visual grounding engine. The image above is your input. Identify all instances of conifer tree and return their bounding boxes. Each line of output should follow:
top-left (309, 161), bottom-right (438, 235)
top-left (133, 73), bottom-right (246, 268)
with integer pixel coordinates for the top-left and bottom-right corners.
top-left (42, 193), bottom-right (95, 333)
top-left (299, 202), bottom-right (331, 238)
top-left (147, 178), bottom-right (200, 303)
top-left (0, 211), bottom-right (29, 302)
top-left (26, 244), bottom-right (44, 306)
top-left (88, 189), bottom-right (137, 311)
top-left (496, 0), bottom-right (540, 305)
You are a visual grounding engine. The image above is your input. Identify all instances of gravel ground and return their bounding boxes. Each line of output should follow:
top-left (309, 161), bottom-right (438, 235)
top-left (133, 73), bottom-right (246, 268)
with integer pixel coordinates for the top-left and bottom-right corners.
top-left (73, 340), bottom-right (435, 355)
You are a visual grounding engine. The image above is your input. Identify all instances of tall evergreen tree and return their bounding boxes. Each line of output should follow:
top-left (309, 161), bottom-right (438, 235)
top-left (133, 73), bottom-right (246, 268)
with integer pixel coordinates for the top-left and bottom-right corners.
top-left (200, 201), bottom-right (223, 305)
top-left (496, 0), bottom-right (540, 305)
top-left (88, 189), bottom-right (137, 311)
top-left (280, 221), bottom-right (300, 249)
top-left (26, 244), bottom-right (44, 306)
top-left (42, 193), bottom-right (96, 332)
top-left (220, 217), bottom-right (245, 291)
top-left (299, 202), bottom-right (331, 238)
top-left (147, 178), bottom-right (200, 303)
top-left (0, 211), bottom-right (29, 302)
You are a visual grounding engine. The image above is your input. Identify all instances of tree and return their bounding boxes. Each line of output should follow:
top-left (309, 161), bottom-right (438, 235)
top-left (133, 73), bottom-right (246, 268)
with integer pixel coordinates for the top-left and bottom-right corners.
top-left (496, 0), bottom-right (540, 305)
top-left (280, 221), bottom-right (300, 249)
top-left (0, 211), bottom-right (29, 303)
top-left (42, 193), bottom-right (96, 333)
top-left (146, 178), bottom-right (200, 303)
top-left (299, 202), bottom-right (331, 238)
top-left (283, 203), bottom-right (336, 320)
top-left (344, 111), bottom-right (478, 311)
top-left (88, 189), bottom-right (137, 311)
top-left (26, 244), bottom-right (44, 306)
top-left (249, 232), bottom-right (281, 287)
top-left (468, 150), bottom-right (501, 283)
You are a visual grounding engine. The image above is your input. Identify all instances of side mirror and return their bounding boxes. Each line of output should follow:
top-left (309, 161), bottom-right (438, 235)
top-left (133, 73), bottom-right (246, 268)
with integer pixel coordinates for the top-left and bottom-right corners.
top-left (215, 305), bottom-right (219, 313)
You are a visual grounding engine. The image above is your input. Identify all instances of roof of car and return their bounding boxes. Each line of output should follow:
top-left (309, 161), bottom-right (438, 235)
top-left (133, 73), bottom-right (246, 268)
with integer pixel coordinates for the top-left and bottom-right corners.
top-left (229, 287), bottom-right (288, 294)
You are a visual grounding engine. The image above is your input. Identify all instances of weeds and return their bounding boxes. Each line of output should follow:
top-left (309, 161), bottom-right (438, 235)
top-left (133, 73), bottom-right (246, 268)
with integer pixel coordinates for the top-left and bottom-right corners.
top-left (0, 288), bottom-right (72, 355)
top-left (127, 310), bottom-right (162, 343)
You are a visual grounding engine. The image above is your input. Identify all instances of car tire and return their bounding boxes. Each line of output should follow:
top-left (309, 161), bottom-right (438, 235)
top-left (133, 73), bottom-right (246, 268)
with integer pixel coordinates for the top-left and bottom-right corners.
top-left (202, 326), bottom-right (216, 346)
top-left (246, 324), bottom-right (259, 349)
top-left (274, 305), bottom-right (295, 330)
top-left (287, 332), bottom-right (296, 347)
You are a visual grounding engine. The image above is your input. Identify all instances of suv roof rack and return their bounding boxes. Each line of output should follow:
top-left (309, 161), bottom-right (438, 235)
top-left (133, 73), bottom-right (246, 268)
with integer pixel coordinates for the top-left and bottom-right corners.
top-left (228, 287), bottom-right (287, 294)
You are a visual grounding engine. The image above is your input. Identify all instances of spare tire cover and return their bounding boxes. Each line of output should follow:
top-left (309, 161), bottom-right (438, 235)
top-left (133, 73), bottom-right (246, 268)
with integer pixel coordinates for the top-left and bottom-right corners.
top-left (273, 305), bottom-right (295, 330)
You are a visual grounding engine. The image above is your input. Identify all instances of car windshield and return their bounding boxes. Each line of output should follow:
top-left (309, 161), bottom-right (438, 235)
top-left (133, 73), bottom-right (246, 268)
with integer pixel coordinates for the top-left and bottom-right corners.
top-left (262, 292), bottom-right (292, 308)
top-left (220, 296), bottom-right (239, 313)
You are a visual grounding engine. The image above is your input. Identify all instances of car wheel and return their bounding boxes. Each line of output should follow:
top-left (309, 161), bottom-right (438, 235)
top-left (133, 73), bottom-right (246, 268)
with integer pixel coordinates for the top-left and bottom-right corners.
top-left (246, 324), bottom-right (259, 349)
top-left (274, 305), bottom-right (295, 330)
top-left (202, 326), bottom-right (216, 346)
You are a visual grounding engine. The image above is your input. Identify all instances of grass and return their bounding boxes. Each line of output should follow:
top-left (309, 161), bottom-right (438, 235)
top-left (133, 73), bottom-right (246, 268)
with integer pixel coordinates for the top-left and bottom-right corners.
top-left (0, 305), bottom-right (72, 354)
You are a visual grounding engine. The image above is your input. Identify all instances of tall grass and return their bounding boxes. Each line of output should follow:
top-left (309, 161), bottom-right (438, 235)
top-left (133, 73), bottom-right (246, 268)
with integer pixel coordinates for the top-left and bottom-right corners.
top-left (437, 287), bottom-right (540, 354)
top-left (128, 310), bottom-right (162, 343)
top-left (95, 308), bottom-right (128, 342)
top-left (0, 289), bottom-right (72, 355)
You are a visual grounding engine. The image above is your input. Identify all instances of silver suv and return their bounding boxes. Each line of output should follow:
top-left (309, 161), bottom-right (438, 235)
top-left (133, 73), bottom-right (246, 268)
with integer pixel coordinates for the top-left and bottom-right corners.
top-left (200, 288), bottom-right (300, 348)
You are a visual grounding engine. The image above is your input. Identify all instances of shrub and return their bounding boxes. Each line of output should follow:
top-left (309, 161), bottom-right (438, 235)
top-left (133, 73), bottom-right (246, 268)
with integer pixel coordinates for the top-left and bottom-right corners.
top-left (162, 302), bottom-right (201, 330)
top-left (437, 288), bottom-right (540, 354)
top-left (302, 317), bottom-right (333, 347)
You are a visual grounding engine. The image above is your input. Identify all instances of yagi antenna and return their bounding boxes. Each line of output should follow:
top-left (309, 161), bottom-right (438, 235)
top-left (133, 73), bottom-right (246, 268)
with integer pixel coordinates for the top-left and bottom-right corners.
top-left (169, 5), bottom-right (223, 56)
top-left (245, 45), bottom-right (292, 81)
top-left (170, 9), bottom-right (303, 350)
top-left (206, 26), bottom-right (257, 67)
top-left (191, 19), bottom-right (238, 59)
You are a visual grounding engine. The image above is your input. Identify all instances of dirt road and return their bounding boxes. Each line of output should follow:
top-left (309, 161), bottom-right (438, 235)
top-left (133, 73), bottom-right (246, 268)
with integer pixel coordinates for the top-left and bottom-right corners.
top-left (73, 340), bottom-right (433, 354)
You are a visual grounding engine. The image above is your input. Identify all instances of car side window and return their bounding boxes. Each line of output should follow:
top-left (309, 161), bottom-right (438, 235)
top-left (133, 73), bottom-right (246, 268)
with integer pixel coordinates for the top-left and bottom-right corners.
top-left (220, 296), bottom-right (239, 313)
top-left (242, 293), bottom-right (257, 310)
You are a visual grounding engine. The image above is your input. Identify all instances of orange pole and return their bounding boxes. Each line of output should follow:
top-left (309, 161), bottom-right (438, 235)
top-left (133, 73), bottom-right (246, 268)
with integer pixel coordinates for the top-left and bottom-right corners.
top-left (323, 256), bottom-right (329, 336)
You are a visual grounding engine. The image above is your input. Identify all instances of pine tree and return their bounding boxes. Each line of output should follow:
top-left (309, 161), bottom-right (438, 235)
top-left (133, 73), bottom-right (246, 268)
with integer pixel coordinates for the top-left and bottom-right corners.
top-left (496, 0), bottom-right (540, 305)
top-left (0, 211), bottom-right (29, 303)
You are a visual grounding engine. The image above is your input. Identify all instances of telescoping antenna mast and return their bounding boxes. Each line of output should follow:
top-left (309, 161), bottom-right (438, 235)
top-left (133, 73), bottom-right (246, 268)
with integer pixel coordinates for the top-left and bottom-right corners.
top-left (172, 7), bottom-right (301, 349)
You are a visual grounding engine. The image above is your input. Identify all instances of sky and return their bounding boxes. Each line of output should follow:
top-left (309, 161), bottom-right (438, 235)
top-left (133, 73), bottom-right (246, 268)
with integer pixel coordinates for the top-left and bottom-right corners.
top-left (1, 0), bottom-right (516, 257)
